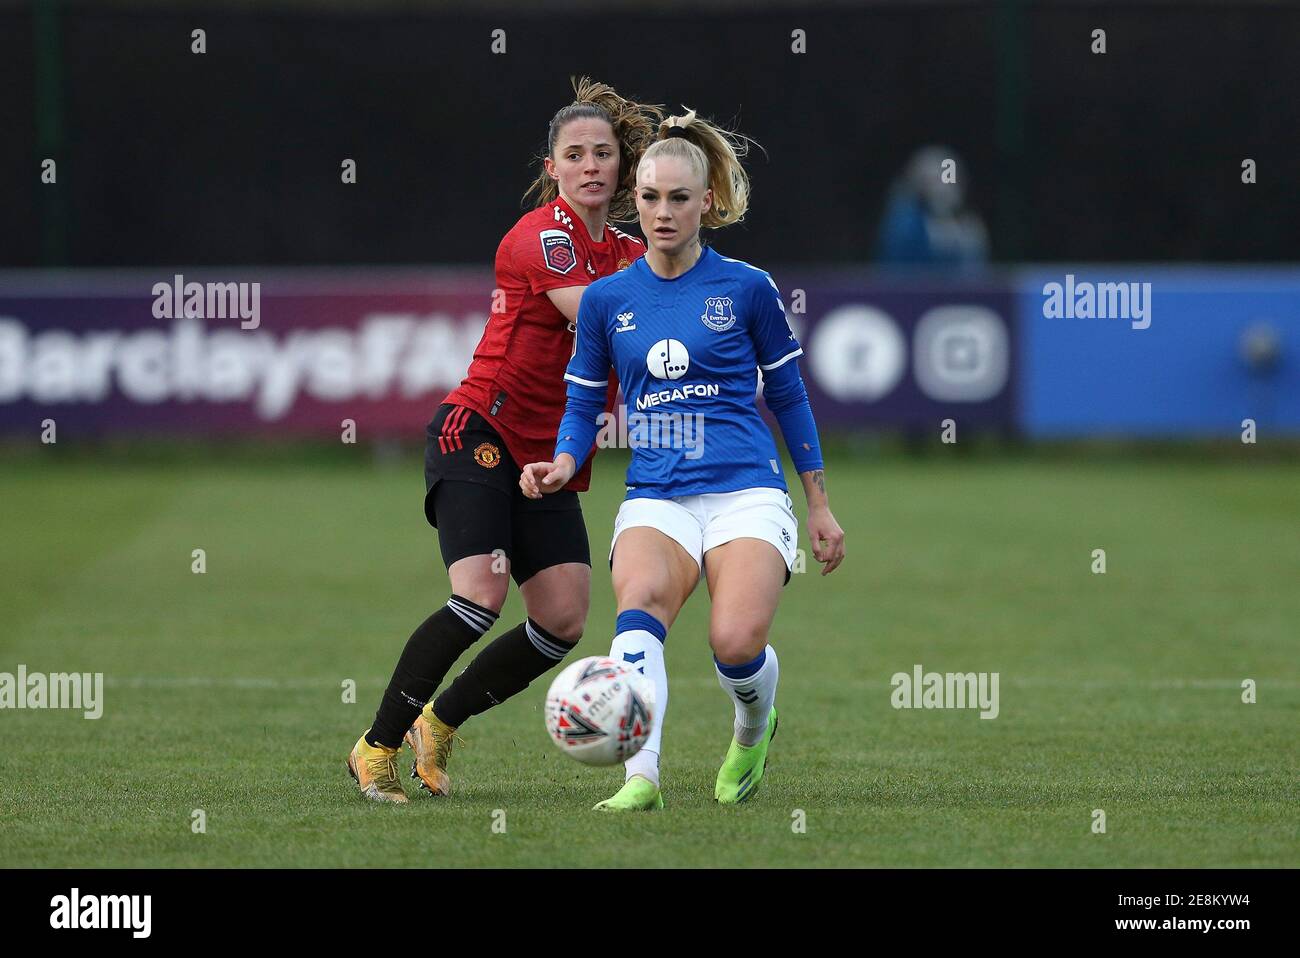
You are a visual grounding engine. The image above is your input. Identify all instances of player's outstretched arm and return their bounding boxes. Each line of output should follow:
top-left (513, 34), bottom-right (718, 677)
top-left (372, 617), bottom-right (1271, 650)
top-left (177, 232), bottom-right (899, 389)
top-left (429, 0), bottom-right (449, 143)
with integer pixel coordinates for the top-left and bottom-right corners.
top-left (520, 454), bottom-right (577, 499)
top-left (798, 468), bottom-right (846, 575)
top-left (532, 279), bottom-right (610, 500)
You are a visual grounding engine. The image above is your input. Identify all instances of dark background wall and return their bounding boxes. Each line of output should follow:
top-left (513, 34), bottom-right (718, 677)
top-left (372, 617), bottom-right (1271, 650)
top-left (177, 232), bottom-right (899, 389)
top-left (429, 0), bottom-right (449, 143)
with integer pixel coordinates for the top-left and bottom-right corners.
top-left (3, 1), bottom-right (1298, 268)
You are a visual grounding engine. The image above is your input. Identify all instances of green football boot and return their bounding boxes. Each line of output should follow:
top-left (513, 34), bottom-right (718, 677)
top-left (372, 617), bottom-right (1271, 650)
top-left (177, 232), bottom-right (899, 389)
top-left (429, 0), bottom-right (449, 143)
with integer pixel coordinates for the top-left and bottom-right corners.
top-left (714, 707), bottom-right (778, 805)
top-left (592, 774), bottom-right (664, 811)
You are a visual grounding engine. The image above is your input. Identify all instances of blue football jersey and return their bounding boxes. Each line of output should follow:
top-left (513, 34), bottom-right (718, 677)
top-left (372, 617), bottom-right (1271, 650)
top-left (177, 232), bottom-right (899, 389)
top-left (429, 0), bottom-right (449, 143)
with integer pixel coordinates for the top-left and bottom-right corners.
top-left (561, 246), bottom-right (806, 499)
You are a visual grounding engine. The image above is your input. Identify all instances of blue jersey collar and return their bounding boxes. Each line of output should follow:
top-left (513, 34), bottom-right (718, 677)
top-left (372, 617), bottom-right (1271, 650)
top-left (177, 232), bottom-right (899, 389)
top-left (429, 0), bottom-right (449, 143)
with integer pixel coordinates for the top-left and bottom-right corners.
top-left (637, 244), bottom-right (715, 283)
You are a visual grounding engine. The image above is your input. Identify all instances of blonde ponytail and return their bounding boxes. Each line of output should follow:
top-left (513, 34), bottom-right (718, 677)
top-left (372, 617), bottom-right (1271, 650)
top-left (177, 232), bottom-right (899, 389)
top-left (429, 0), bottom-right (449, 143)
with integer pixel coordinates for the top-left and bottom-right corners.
top-left (641, 108), bottom-right (756, 228)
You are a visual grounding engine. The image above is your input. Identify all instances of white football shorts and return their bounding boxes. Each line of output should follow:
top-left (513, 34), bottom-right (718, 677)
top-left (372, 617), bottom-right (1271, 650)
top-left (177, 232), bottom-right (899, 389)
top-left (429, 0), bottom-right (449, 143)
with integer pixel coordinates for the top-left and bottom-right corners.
top-left (609, 487), bottom-right (799, 575)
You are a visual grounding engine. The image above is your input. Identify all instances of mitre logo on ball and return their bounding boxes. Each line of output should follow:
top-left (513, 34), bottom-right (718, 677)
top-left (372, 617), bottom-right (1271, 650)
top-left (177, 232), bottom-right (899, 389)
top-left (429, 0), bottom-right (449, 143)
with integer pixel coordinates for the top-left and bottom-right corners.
top-left (545, 656), bottom-right (655, 766)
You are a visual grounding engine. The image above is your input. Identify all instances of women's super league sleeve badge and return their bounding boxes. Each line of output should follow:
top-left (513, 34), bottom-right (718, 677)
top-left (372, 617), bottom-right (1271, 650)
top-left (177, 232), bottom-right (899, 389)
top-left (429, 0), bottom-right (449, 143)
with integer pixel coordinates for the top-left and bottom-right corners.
top-left (701, 296), bottom-right (737, 332)
top-left (540, 229), bottom-right (577, 275)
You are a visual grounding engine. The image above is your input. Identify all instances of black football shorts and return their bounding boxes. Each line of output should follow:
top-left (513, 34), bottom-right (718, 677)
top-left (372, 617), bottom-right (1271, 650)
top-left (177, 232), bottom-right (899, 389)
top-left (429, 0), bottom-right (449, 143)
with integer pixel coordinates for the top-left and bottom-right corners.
top-left (422, 403), bottom-right (591, 585)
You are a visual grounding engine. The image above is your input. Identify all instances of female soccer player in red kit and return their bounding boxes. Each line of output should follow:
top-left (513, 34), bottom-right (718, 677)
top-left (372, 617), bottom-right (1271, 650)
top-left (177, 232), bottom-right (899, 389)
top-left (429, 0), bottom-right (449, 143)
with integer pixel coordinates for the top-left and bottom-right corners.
top-left (347, 79), bottom-right (661, 802)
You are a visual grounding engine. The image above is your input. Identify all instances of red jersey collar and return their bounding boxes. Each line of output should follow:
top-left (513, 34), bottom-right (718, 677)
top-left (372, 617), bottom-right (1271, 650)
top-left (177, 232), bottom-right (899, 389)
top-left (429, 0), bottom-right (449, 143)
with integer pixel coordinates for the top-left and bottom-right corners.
top-left (554, 195), bottom-right (609, 246)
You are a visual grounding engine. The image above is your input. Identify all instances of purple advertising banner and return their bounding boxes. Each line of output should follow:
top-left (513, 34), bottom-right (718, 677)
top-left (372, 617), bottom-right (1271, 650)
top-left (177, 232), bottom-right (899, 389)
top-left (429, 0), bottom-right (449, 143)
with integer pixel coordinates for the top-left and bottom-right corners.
top-left (776, 273), bottom-right (1016, 429)
top-left (0, 269), bottom-right (1017, 438)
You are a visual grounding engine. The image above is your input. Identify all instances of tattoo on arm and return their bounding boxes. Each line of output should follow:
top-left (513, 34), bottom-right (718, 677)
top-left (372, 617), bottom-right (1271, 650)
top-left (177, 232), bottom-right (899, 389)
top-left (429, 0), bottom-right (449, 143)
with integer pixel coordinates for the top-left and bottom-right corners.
top-left (811, 469), bottom-right (825, 494)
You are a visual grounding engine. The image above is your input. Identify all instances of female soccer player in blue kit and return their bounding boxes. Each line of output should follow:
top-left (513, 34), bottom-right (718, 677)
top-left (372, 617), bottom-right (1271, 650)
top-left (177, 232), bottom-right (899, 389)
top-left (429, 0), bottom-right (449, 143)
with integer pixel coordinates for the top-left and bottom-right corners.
top-left (521, 109), bottom-right (846, 810)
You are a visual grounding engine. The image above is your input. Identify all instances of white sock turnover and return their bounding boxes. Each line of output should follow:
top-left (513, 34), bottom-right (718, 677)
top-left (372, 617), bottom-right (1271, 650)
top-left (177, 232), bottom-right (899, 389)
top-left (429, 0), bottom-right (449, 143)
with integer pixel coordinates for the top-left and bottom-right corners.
top-left (609, 610), bottom-right (669, 788)
top-left (715, 645), bottom-right (779, 747)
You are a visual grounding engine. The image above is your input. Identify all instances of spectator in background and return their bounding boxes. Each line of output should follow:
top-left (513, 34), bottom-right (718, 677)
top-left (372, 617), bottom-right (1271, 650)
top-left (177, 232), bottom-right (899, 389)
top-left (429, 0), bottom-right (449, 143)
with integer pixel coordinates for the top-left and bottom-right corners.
top-left (875, 146), bottom-right (988, 269)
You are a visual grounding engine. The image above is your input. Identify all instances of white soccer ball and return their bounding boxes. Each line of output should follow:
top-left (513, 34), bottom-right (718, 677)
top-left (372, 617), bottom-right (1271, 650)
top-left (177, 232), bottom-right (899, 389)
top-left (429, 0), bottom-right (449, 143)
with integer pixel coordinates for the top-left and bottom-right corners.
top-left (544, 656), bottom-right (654, 766)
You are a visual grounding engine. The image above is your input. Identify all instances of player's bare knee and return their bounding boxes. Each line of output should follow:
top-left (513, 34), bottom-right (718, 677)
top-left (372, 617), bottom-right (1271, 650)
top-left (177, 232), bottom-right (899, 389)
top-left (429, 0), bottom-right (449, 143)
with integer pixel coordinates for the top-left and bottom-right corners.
top-left (453, 575), bottom-right (508, 614)
top-left (528, 600), bottom-right (586, 645)
top-left (449, 555), bottom-right (509, 612)
top-left (613, 574), bottom-right (660, 611)
top-left (557, 623), bottom-right (585, 645)
top-left (459, 587), bottom-right (506, 615)
top-left (615, 584), bottom-right (674, 625)
top-left (710, 623), bottom-right (767, 666)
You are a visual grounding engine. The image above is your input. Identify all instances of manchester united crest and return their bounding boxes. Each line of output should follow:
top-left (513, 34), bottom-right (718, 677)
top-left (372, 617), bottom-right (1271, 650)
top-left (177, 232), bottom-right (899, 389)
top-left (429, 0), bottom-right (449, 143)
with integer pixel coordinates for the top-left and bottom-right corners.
top-left (616, 257), bottom-right (631, 271)
top-left (474, 442), bottom-right (502, 468)
top-left (701, 296), bottom-right (737, 332)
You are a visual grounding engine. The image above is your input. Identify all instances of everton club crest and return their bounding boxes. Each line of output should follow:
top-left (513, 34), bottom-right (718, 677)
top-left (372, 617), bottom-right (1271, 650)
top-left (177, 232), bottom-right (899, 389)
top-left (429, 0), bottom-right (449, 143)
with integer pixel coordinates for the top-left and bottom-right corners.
top-left (701, 296), bottom-right (736, 332)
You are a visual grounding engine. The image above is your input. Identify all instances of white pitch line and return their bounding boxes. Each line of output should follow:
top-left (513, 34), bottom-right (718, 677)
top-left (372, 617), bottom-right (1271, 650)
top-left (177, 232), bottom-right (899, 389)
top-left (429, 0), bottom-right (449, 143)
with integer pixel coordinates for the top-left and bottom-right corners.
top-left (104, 676), bottom-right (385, 690)
top-left (100, 676), bottom-right (1300, 691)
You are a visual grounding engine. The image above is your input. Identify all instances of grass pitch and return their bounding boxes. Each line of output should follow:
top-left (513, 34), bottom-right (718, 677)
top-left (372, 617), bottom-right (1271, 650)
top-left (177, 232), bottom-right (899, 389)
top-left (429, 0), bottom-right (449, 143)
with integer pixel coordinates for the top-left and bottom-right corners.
top-left (1, 449), bottom-right (1296, 867)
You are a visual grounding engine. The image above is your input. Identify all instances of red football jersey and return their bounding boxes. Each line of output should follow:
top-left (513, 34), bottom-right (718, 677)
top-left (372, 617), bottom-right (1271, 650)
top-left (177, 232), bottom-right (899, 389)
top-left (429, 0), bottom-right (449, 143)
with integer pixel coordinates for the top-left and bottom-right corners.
top-left (444, 196), bottom-right (645, 492)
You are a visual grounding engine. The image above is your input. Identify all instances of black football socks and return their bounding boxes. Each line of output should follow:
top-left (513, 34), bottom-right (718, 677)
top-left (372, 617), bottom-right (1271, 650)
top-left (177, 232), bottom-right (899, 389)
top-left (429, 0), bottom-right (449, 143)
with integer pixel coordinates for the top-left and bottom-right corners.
top-left (366, 595), bottom-right (499, 748)
top-left (432, 619), bottom-right (574, 728)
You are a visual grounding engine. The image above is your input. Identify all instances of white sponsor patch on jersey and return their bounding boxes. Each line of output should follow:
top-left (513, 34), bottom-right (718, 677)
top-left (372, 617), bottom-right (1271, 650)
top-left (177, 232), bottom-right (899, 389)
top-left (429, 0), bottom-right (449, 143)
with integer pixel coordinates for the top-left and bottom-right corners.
top-left (646, 338), bottom-right (690, 380)
top-left (635, 383), bottom-right (721, 411)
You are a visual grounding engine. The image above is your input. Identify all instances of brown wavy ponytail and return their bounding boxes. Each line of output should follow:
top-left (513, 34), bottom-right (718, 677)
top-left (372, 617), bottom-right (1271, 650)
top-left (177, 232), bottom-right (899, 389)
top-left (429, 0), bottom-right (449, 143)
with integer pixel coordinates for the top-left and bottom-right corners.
top-left (522, 77), bottom-right (663, 223)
